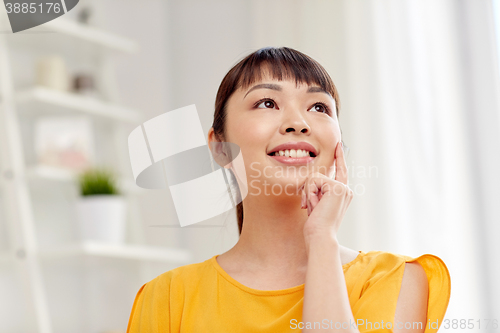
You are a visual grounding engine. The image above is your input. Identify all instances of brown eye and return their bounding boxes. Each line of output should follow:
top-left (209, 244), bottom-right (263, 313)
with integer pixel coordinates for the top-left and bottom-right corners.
top-left (308, 103), bottom-right (330, 115)
top-left (256, 99), bottom-right (277, 109)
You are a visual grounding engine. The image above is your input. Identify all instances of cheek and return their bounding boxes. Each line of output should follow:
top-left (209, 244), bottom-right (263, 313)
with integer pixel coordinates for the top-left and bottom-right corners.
top-left (318, 120), bottom-right (341, 142)
top-left (227, 115), bottom-right (274, 154)
top-left (327, 120), bottom-right (342, 140)
top-left (319, 124), bottom-right (341, 162)
top-left (226, 116), bottom-right (276, 182)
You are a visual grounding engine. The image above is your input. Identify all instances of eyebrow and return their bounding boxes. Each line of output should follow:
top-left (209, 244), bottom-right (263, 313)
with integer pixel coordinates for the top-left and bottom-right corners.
top-left (244, 83), bottom-right (281, 99)
top-left (306, 86), bottom-right (331, 96)
top-left (243, 83), bottom-right (332, 99)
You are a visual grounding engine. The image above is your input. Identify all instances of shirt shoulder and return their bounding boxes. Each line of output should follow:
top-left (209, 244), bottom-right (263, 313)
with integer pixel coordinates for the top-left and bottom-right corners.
top-left (126, 257), bottom-right (215, 333)
top-left (346, 250), bottom-right (451, 333)
top-left (150, 256), bottom-right (214, 293)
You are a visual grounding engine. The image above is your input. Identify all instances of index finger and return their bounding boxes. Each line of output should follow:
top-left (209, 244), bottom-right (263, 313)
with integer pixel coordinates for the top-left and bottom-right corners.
top-left (334, 141), bottom-right (348, 185)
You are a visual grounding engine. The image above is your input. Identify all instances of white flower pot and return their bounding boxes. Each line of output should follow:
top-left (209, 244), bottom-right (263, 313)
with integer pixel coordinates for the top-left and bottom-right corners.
top-left (75, 195), bottom-right (127, 244)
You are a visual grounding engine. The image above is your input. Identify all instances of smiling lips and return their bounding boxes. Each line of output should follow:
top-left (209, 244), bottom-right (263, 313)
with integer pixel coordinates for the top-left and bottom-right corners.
top-left (267, 141), bottom-right (318, 156)
top-left (267, 141), bottom-right (318, 165)
top-left (267, 149), bottom-right (317, 165)
top-left (268, 153), bottom-right (315, 165)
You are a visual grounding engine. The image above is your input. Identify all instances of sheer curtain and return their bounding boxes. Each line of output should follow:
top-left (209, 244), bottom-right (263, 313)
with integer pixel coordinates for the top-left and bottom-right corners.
top-left (250, 0), bottom-right (500, 324)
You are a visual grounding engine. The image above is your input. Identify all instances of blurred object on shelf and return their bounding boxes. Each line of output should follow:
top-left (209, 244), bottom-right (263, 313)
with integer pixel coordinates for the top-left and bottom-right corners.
top-left (76, 167), bottom-right (127, 245)
top-left (78, 167), bottom-right (121, 197)
top-left (77, 6), bottom-right (93, 25)
top-left (35, 55), bottom-right (70, 92)
top-left (73, 73), bottom-right (99, 98)
top-left (34, 116), bottom-right (95, 172)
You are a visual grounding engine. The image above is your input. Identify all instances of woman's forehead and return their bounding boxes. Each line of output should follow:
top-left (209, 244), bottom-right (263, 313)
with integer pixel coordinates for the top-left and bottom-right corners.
top-left (238, 75), bottom-right (321, 93)
top-left (233, 63), bottom-right (335, 100)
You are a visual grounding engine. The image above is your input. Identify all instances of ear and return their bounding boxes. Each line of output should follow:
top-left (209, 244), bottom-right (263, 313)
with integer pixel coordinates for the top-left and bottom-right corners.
top-left (208, 127), bottom-right (232, 168)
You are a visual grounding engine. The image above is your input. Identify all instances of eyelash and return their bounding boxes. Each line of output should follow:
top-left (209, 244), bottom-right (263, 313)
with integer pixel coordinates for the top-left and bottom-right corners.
top-left (253, 97), bottom-right (332, 116)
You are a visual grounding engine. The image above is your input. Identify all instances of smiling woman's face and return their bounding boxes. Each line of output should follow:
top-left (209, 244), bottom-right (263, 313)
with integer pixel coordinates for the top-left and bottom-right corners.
top-left (220, 70), bottom-right (342, 195)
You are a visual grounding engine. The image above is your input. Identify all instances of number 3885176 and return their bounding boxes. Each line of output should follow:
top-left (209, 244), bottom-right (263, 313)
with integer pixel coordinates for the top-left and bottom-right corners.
top-left (5, 2), bottom-right (62, 14)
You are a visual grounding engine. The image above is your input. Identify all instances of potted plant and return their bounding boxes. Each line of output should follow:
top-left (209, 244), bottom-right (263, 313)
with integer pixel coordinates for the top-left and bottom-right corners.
top-left (75, 167), bottom-right (127, 244)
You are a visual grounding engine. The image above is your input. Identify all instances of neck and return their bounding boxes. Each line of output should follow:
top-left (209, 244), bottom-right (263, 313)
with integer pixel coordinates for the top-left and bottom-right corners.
top-left (229, 193), bottom-right (309, 273)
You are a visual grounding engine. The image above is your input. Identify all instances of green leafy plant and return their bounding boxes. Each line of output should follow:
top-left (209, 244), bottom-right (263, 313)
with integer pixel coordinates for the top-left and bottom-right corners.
top-left (78, 167), bottom-right (120, 196)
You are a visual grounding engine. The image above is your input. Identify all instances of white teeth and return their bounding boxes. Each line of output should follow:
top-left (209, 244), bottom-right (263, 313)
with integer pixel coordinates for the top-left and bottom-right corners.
top-left (271, 149), bottom-right (313, 157)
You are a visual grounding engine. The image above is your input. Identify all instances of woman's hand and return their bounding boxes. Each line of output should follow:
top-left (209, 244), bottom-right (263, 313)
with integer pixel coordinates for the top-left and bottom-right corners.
top-left (301, 141), bottom-right (353, 241)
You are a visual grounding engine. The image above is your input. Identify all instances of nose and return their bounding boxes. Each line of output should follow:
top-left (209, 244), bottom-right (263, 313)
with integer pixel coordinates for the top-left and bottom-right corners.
top-left (285, 126), bottom-right (308, 133)
top-left (280, 109), bottom-right (310, 135)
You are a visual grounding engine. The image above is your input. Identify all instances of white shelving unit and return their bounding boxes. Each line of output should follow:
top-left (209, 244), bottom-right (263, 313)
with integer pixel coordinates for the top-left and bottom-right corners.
top-left (25, 164), bottom-right (145, 195)
top-left (0, 12), bottom-right (190, 333)
top-left (39, 241), bottom-right (191, 263)
top-left (15, 86), bottom-right (143, 123)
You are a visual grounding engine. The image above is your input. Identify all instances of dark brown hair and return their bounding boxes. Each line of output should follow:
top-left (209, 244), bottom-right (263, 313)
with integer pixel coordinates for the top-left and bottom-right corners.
top-left (211, 46), bottom-right (341, 236)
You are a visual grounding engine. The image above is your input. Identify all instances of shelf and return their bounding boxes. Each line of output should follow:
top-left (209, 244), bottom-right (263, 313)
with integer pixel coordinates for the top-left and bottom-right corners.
top-left (26, 164), bottom-right (79, 181)
top-left (41, 18), bottom-right (139, 53)
top-left (5, 17), bottom-right (139, 54)
top-left (39, 241), bottom-right (192, 263)
top-left (26, 165), bottom-right (146, 195)
top-left (16, 86), bottom-right (143, 123)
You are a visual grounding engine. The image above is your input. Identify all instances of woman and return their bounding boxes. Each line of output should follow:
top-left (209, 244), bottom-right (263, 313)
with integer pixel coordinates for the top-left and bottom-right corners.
top-left (127, 47), bottom-right (451, 333)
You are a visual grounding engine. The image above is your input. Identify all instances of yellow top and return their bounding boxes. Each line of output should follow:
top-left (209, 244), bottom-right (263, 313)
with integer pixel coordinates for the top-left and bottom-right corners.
top-left (127, 251), bottom-right (451, 333)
